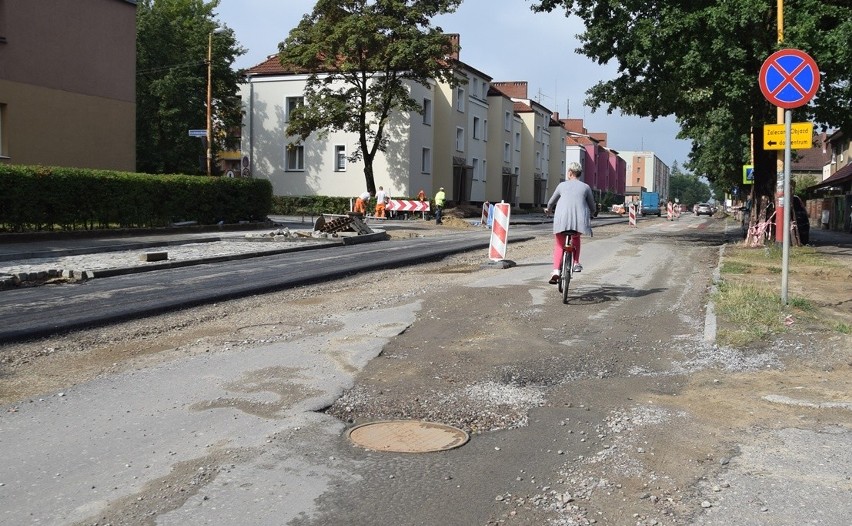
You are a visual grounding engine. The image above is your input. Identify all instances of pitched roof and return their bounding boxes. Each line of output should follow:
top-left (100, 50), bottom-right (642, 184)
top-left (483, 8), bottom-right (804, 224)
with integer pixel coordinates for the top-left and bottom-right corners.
top-left (792, 134), bottom-right (832, 171)
top-left (811, 162), bottom-right (852, 189)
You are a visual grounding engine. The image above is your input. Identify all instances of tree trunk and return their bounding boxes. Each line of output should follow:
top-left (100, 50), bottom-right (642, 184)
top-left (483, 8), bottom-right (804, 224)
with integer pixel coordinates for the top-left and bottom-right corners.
top-left (363, 163), bottom-right (376, 196)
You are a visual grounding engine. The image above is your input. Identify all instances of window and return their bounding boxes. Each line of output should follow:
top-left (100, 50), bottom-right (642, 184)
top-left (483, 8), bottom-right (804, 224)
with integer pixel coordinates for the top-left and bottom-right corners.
top-left (482, 160), bottom-right (487, 182)
top-left (334, 145), bottom-right (346, 171)
top-left (504, 142), bottom-right (511, 162)
top-left (472, 158), bottom-right (480, 181)
top-left (286, 144), bottom-right (304, 171)
top-left (456, 87), bottom-right (465, 112)
top-left (456, 127), bottom-right (464, 151)
top-left (536, 151), bottom-right (541, 170)
top-left (0, 103), bottom-right (6, 159)
top-left (514, 132), bottom-right (521, 151)
top-left (483, 119), bottom-right (488, 141)
top-left (481, 82), bottom-right (488, 99)
top-left (536, 125), bottom-right (542, 143)
top-left (504, 111), bottom-right (511, 131)
top-left (473, 117), bottom-right (481, 140)
top-left (285, 96), bottom-right (303, 122)
top-left (421, 147), bottom-right (431, 174)
top-left (423, 98), bottom-right (432, 125)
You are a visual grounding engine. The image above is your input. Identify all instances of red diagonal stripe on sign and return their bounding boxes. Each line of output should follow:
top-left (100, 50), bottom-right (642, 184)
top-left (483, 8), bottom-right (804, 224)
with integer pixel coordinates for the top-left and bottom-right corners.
top-left (769, 58), bottom-right (809, 98)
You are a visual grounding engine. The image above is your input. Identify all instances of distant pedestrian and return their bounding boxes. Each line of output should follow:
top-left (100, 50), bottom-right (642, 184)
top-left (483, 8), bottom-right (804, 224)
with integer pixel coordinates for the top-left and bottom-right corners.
top-left (375, 186), bottom-right (388, 218)
top-left (434, 187), bottom-right (446, 225)
top-left (417, 189), bottom-right (426, 203)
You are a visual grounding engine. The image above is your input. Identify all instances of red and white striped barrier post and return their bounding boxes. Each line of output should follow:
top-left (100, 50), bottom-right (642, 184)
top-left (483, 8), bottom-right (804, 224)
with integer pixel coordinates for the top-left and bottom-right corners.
top-left (629, 203), bottom-right (637, 227)
top-left (488, 201), bottom-right (511, 261)
top-left (481, 201), bottom-right (490, 227)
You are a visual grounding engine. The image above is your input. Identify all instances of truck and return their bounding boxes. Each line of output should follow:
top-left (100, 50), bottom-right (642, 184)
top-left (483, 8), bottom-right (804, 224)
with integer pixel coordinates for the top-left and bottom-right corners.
top-left (640, 191), bottom-right (661, 216)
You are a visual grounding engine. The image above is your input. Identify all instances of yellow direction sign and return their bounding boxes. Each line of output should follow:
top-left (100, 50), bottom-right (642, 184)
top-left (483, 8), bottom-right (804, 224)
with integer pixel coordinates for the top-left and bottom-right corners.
top-left (763, 122), bottom-right (813, 150)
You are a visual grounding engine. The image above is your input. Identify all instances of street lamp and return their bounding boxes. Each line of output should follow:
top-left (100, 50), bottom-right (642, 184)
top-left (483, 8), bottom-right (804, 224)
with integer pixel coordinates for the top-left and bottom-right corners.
top-left (206, 27), bottom-right (226, 176)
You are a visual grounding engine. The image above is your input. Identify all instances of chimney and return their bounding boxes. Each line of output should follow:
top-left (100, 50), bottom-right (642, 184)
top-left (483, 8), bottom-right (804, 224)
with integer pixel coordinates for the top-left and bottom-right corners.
top-left (447, 34), bottom-right (460, 61)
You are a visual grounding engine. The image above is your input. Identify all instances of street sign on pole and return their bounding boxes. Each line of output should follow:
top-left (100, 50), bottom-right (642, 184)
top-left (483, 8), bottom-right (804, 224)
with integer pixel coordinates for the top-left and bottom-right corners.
top-left (759, 48), bottom-right (819, 305)
top-left (188, 129), bottom-right (208, 137)
top-left (763, 122), bottom-right (813, 150)
top-left (742, 165), bottom-right (754, 185)
top-left (759, 49), bottom-right (820, 109)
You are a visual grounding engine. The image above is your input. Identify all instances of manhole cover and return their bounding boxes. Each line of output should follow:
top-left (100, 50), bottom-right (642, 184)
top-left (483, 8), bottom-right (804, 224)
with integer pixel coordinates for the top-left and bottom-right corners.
top-left (347, 420), bottom-right (469, 453)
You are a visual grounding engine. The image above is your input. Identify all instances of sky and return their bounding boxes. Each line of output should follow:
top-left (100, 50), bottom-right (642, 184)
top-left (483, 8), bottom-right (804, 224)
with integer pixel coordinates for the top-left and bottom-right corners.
top-left (213, 0), bottom-right (693, 168)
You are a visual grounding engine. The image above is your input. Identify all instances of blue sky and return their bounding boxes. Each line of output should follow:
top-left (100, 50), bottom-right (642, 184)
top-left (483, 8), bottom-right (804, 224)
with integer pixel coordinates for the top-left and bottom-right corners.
top-left (214, 0), bottom-right (692, 168)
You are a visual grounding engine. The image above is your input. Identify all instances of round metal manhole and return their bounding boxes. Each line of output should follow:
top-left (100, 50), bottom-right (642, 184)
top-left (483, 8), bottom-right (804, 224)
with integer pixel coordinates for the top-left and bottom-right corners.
top-left (347, 420), bottom-right (469, 453)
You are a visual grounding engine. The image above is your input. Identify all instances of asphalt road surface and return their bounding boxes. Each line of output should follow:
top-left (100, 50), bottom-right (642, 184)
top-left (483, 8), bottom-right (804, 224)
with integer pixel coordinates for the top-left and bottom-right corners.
top-left (2, 216), bottom-right (849, 526)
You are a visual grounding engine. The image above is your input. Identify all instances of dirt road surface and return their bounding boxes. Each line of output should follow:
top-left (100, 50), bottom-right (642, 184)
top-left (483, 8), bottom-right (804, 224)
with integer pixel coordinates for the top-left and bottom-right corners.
top-left (1, 216), bottom-right (849, 526)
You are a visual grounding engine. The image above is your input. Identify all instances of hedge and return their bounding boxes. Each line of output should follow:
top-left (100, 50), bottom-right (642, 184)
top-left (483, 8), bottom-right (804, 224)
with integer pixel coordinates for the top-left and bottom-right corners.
top-left (0, 165), bottom-right (273, 232)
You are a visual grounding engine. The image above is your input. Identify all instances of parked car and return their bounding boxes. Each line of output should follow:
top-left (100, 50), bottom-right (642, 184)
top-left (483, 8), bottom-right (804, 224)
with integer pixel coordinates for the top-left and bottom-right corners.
top-left (695, 203), bottom-right (713, 216)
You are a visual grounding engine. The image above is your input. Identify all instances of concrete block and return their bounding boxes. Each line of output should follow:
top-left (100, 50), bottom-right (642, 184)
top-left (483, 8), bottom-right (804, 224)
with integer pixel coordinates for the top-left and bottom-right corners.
top-left (141, 251), bottom-right (169, 262)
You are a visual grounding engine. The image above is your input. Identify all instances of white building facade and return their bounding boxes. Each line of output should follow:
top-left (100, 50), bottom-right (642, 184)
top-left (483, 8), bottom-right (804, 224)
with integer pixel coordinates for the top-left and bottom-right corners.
top-left (240, 37), bottom-right (566, 207)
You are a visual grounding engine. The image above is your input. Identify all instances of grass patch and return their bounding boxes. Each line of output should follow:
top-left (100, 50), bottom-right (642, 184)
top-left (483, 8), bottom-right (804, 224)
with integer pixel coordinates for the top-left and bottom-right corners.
top-left (724, 244), bottom-right (839, 271)
top-left (715, 242), bottom-right (850, 346)
top-left (720, 261), bottom-right (751, 274)
top-left (711, 282), bottom-right (816, 346)
top-left (834, 322), bottom-right (851, 335)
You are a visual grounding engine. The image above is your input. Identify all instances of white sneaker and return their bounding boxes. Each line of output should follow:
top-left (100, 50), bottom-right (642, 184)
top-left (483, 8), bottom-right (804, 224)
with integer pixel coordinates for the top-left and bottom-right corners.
top-left (572, 263), bottom-right (583, 273)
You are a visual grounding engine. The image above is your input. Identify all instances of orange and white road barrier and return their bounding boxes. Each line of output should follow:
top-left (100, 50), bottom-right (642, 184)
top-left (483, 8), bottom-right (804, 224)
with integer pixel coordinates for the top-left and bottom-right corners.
top-left (488, 201), bottom-right (511, 261)
top-left (629, 203), bottom-right (637, 227)
top-left (481, 201), bottom-right (490, 227)
top-left (666, 202), bottom-right (674, 221)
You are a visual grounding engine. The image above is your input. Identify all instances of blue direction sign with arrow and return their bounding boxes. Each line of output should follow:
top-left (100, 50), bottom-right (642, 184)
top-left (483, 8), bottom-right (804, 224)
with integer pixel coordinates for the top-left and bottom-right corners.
top-left (759, 49), bottom-right (819, 109)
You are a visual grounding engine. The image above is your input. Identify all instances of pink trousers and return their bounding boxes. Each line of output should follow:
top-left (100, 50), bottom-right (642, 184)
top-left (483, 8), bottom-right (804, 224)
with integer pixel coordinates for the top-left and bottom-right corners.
top-left (552, 232), bottom-right (581, 270)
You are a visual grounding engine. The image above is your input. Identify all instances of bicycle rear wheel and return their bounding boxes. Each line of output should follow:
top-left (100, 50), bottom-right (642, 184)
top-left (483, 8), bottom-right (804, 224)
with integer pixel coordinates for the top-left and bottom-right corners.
top-left (561, 250), bottom-right (572, 304)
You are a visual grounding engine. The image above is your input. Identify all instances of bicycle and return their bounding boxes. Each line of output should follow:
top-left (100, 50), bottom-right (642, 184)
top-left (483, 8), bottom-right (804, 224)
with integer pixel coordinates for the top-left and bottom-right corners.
top-left (557, 230), bottom-right (580, 304)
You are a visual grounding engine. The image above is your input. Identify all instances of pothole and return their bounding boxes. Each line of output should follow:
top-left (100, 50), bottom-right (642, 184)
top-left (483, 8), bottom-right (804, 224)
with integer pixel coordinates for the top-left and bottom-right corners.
top-left (347, 420), bottom-right (469, 453)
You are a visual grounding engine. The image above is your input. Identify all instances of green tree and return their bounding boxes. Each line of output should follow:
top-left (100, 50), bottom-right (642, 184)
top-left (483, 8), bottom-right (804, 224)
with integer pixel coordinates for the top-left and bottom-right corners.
top-left (278, 0), bottom-right (462, 194)
top-left (531, 1), bottom-right (852, 209)
top-left (670, 171), bottom-right (711, 207)
top-left (136, 0), bottom-right (245, 175)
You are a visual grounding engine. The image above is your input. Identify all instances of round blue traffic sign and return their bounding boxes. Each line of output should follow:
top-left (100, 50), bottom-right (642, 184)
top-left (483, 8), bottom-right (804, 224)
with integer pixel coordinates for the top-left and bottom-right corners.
top-left (759, 49), bottom-right (819, 109)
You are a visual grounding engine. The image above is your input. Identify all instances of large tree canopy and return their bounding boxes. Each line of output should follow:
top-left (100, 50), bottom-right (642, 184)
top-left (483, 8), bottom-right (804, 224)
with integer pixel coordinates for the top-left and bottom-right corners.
top-left (670, 172), bottom-right (712, 208)
top-left (279, 0), bottom-right (462, 194)
top-left (137, 0), bottom-right (245, 175)
top-left (531, 0), bottom-right (852, 201)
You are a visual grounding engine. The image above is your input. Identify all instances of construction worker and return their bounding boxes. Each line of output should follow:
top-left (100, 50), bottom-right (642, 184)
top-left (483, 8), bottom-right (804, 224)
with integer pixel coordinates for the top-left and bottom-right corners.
top-left (434, 187), bottom-right (446, 225)
top-left (354, 190), bottom-right (371, 216)
top-left (375, 186), bottom-right (388, 218)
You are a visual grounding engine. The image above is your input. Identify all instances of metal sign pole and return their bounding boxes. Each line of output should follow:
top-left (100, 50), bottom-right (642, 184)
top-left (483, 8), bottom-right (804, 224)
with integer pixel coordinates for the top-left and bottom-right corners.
top-left (781, 109), bottom-right (792, 304)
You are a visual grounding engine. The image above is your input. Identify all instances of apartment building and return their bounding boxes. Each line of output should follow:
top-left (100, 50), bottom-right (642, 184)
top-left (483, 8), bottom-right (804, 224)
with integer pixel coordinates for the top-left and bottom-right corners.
top-left (618, 151), bottom-right (671, 201)
top-left (433, 55), bottom-right (492, 204)
top-left (484, 87), bottom-right (522, 205)
top-left (0, 0), bottom-right (136, 169)
top-left (563, 119), bottom-right (626, 199)
top-left (241, 59), bottom-right (436, 198)
top-left (491, 82), bottom-right (563, 206)
top-left (240, 35), bottom-right (566, 207)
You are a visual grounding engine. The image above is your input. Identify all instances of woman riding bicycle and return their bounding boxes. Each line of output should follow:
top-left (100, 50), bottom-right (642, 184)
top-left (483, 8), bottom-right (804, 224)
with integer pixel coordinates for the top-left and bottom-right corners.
top-left (544, 162), bottom-right (597, 284)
